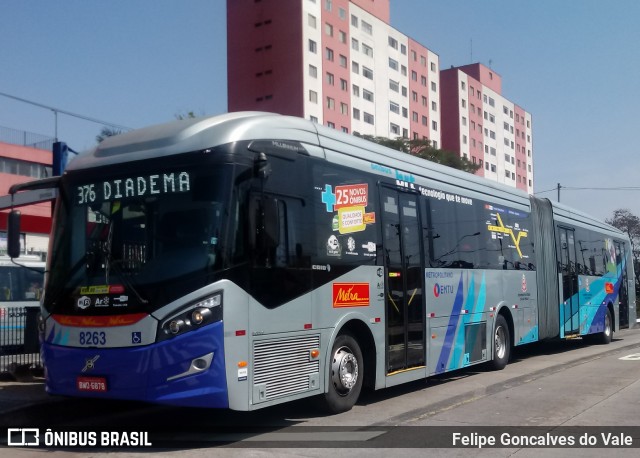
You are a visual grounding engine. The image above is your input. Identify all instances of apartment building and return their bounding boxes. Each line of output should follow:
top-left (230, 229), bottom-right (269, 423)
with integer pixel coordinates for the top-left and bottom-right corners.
top-left (227, 0), bottom-right (532, 191)
top-left (228, 0), bottom-right (441, 146)
top-left (441, 64), bottom-right (533, 192)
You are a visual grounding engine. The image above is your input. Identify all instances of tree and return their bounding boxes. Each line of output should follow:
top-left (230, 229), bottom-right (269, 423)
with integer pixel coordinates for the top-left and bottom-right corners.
top-left (354, 134), bottom-right (481, 174)
top-left (606, 208), bottom-right (640, 287)
top-left (96, 126), bottom-right (123, 143)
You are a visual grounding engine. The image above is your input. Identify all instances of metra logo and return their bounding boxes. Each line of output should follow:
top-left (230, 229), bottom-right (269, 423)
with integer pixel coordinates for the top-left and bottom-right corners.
top-left (433, 283), bottom-right (455, 297)
top-left (332, 283), bottom-right (370, 307)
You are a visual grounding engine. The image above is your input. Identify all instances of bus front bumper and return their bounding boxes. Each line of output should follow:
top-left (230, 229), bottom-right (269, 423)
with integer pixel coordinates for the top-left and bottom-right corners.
top-left (41, 321), bottom-right (229, 408)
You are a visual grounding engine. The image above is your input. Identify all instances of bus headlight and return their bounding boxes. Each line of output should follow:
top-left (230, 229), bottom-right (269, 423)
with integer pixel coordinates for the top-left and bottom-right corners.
top-left (157, 292), bottom-right (223, 341)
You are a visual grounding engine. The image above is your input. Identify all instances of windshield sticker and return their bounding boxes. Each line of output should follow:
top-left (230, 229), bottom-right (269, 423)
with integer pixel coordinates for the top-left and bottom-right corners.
top-left (332, 283), bottom-right (370, 307)
top-left (76, 171), bottom-right (190, 205)
top-left (320, 183), bottom-right (375, 234)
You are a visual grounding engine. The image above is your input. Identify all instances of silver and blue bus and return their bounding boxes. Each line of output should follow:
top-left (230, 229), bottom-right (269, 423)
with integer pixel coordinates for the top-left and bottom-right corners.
top-left (7, 112), bottom-right (636, 413)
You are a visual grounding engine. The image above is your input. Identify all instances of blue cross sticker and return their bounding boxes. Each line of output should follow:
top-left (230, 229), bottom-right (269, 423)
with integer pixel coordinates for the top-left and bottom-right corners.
top-left (321, 185), bottom-right (336, 212)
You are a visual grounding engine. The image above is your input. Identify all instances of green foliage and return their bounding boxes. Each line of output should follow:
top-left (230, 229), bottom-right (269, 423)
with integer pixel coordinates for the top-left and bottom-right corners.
top-left (95, 126), bottom-right (123, 143)
top-left (175, 111), bottom-right (197, 120)
top-left (606, 208), bottom-right (640, 287)
top-left (355, 134), bottom-right (481, 174)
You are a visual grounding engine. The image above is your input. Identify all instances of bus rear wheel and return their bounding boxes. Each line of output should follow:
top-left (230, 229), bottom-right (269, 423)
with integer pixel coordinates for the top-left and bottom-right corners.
top-left (322, 333), bottom-right (363, 414)
top-left (596, 309), bottom-right (613, 345)
top-left (491, 315), bottom-right (510, 370)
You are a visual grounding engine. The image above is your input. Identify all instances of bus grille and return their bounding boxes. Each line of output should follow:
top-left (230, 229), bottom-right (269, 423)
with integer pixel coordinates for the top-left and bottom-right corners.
top-left (253, 335), bottom-right (320, 401)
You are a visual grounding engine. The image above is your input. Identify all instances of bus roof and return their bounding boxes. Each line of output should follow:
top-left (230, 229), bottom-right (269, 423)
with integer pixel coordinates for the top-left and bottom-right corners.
top-left (66, 112), bottom-right (623, 237)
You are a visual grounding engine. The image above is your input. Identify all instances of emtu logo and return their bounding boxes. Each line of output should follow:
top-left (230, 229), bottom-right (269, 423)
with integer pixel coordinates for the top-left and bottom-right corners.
top-left (433, 283), bottom-right (455, 297)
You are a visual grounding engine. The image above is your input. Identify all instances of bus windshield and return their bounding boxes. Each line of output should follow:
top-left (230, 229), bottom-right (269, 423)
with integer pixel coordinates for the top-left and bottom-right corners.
top-left (44, 158), bottom-right (233, 316)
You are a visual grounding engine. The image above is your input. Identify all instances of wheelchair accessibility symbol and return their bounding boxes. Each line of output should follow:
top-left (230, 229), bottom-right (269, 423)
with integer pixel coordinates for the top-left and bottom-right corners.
top-left (132, 332), bottom-right (142, 344)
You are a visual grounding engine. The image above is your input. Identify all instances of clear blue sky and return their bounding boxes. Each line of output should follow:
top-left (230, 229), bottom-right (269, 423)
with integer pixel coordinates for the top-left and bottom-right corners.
top-left (1, 0), bottom-right (639, 221)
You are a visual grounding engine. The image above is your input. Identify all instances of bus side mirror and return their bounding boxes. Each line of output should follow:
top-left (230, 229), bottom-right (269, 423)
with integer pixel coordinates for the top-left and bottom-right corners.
top-left (7, 210), bottom-right (22, 258)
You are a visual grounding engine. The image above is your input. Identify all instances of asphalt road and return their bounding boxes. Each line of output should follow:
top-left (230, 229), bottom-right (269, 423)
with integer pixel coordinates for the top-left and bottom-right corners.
top-left (2, 327), bottom-right (640, 457)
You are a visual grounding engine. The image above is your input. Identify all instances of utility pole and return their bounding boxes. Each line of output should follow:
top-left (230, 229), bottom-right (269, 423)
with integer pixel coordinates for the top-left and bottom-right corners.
top-left (557, 183), bottom-right (561, 202)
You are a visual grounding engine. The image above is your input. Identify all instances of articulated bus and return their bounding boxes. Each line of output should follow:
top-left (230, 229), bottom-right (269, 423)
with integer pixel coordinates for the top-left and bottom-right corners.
top-left (7, 112), bottom-right (636, 413)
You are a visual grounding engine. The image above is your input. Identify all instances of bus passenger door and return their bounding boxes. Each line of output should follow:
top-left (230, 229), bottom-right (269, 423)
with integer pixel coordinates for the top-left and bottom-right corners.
top-left (380, 187), bottom-right (425, 373)
top-left (559, 227), bottom-right (579, 335)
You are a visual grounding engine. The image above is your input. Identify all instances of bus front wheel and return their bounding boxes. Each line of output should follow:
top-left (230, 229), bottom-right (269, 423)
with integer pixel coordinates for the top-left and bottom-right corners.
top-left (322, 333), bottom-right (363, 413)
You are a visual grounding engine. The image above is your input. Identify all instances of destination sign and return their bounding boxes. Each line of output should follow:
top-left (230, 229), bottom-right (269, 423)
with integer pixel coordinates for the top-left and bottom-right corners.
top-left (76, 171), bottom-right (190, 205)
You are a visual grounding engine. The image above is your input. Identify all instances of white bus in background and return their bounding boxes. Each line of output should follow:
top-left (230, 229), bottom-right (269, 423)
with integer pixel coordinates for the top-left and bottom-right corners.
top-left (0, 255), bottom-right (45, 350)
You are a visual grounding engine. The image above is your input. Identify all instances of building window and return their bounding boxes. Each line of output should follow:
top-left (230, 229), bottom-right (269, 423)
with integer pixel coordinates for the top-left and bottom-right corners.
top-left (364, 112), bottom-right (374, 124)
top-left (401, 65), bottom-right (407, 76)
top-left (339, 54), bottom-right (347, 68)
top-left (341, 102), bottom-right (348, 115)
top-left (389, 80), bottom-right (399, 92)
top-left (339, 30), bottom-right (346, 43)
top-left (412, 111), bottom-right (418, 122)
top-left (401, 86), bottom-right (407, 97)
top-left (309, 90), bottom-right (318, 103)
top-left (462, 116), bottom-right (467, 126)
top-left (352, 61), bottom-right (359, 74)
top-left (308, 40), bottom-right (317, 53)
top-left (411, 70), bottom-right (417, 81)
top-left (351, 14), bottom-right (358, 27)
top-left (325, 47), bottom-right (334, 61)
top-left (362, 66), bottom-right (373, 79)
top-left (310, 116), bottom-right (318, 123)
top-left (340, 78), bottom-right (348, 91)
top-left (309, 65), bottom-right (317, 78)
top-left (351, 38), bottom-right (359, 51)
top-left (412, 91), bottom-right (418, 102)
top-left (352, 84), bottom-right (360, 97)
top-left (362, 43), bottom-right (373, 57)
top-left (461, 99), bottom-right (466, 108)
top-left (325, 23), bottom-right (333, 36)
top-left (327, 121), bottom-right (335, 128)
top-left (431, 101), bottom-right (437, 111)
top-left (400, 44), bottom-right (406, 55)
top-left (430, 62), bottom-right (436, 72)
top-left (338, 7), bottom-right (346, 20)
top-left (422, 96), bottom-right (427, 106)
top-left (390, 102), bottom-right (400, 114)
top-left (432, 120), bottom-right (438, 131)
top-left (491, 164), bottom-right (496, 173)
top-left (361, 20), bottom-right (372, 35)
top-left (421, 55), bottom-right (427, 67)
top-left (390, 123), bottom-right (400, 135)
top-left (308, 14), bottom-right (317, 28)
top-left (363, 89), bottom-right (374, 102)
top-left (325, 0), bottom-right (332, 11)
top-left (422, 115), bottom-right (428, 126)
top-left (326, 72), bottom-right (334, 85)
top-left (388, 36), bottom-right (398, 49)
top-left (402, 107), bottom-right (408, 118)
top-left (431, 81), bottom-right (437, 91)
top-left (388, 57), bottom-right (398, 71)
top-left (327, 97), bottom-right (335, 109)
top-left (353, 108), bottom-right (360, 120)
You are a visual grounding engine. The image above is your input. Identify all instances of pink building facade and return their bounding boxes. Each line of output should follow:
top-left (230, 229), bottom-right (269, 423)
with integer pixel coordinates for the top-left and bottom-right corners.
top-left (227, 1), bottom-right (532, 191)
top-left (228, 0), bottom-right (441, 146)
top-left (440, 64), bottom-right (533, 193)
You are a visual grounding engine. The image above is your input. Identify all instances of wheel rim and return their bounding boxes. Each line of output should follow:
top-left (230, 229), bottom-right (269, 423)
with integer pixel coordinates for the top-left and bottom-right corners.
top-left (495, 326), bottom-right (506, 359)
top-left (331, 346), bottom-right (359, 396)
top-left (604, 312), bottom-right (611, 337)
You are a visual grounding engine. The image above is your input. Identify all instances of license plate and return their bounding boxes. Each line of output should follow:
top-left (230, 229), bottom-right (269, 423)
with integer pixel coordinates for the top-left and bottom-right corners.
top-left (77, 376), bottom-right (107, 392)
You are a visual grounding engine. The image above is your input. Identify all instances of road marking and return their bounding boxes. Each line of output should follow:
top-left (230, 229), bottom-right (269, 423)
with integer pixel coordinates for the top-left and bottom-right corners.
top-left (619, 353), bottom-right (640, 361)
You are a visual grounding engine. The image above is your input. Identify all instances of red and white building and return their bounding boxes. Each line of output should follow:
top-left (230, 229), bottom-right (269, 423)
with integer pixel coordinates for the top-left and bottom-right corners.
top-left (440, 64), bottom-right (533, 193)
top-left (227, 0), bottom-right (532, 191)
top-left (227, 0), bottom-right (440, 146)
top-left (0, 127), bottom-right (53, 255)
